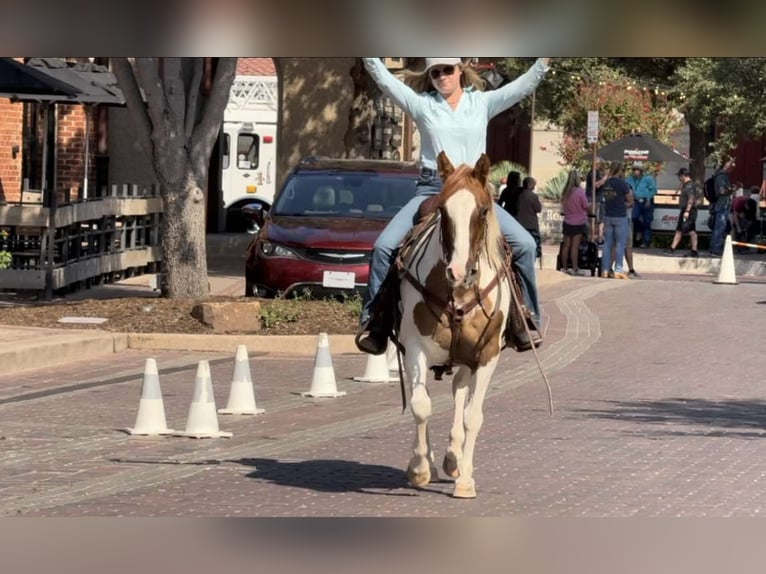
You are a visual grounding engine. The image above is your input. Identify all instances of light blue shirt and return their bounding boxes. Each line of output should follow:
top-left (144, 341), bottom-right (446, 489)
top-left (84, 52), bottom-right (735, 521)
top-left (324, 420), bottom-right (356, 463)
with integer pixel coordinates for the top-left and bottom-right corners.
top-left (363, 58), bottom-right (549, 171)
top-left (625, 174), bottom-right (657, 200)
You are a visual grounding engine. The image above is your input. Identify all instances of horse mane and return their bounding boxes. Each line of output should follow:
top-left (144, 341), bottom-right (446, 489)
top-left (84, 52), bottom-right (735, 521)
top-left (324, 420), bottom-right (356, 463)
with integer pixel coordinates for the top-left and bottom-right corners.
top-left (440, 164), bottom-right (506, 272)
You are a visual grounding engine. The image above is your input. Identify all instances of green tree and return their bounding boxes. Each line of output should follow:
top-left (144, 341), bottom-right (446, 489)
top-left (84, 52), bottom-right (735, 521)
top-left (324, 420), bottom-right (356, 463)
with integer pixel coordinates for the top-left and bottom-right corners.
top-left (498, 58), bottom-right (680, 172)
top-left (112, 58), bottom-right (237, 299)
top-left (672, 58), bottom-right (766, 166)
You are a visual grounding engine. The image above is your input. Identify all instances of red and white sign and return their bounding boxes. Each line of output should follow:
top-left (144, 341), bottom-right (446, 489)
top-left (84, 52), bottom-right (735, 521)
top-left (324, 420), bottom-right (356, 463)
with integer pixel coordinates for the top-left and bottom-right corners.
top-left (651, 207), bottom-right (709, 233)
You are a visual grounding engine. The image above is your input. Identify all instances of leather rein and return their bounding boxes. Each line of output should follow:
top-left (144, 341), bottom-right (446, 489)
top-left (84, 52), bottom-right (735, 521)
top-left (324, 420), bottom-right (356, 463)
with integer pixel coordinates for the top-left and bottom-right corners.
top-left (396, 212), bottom-right (512, 377)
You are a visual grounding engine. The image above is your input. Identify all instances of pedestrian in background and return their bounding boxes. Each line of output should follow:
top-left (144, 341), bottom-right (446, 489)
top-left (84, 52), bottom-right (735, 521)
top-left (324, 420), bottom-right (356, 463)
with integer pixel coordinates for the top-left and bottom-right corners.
top-left (600, 163), bottom-right (634, 279)
top-left (559, 170), bottom-right (589, 275)
top-left (666, 167), bottom-right (699, 257)
top-left (626, 162), bottom-right (657, 249)
top-left (515, 176), bottom-right (543, 261)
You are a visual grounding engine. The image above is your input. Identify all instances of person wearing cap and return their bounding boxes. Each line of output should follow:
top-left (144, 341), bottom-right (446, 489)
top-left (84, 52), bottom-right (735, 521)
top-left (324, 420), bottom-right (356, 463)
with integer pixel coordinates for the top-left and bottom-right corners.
top-left (357, 56), bottom-right (550, 355)
top-left (666, 167), bottom-right (699, 257)
top-left (626, 161), bottom-right (657, 249)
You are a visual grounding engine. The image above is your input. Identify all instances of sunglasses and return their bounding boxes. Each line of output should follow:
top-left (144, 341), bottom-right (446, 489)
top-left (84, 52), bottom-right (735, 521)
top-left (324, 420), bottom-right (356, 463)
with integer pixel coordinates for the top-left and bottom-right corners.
top-left (429, 65), bottom-right (456, 80)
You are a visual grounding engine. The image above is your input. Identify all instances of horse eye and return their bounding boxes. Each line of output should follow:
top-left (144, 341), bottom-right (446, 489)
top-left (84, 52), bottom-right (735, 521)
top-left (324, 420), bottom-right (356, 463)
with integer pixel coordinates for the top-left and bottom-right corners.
top-left (480, 206), bottom-right (490, 218)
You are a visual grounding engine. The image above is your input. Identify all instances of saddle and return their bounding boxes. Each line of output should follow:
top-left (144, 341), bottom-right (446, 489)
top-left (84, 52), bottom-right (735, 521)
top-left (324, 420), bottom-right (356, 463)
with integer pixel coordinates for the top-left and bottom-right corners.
top-left (365, 200), bottom-right (534, 365)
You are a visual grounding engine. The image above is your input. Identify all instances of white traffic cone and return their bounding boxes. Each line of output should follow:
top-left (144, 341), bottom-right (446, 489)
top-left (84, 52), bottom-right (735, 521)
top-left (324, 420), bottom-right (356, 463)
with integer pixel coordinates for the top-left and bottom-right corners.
top-left (354, 351), bottom-right (398, 383)
top-left (126, 358), bottom-right (174, 436)
top-left (386, 340), bottom-right (399, 373)
top-left (714, 235), bottom-right (738, 285)
top-left (218, 345), bottom-right (265, 416)
top-left (176, 361), bottom-right (233, 438)
top-left (301, 332), bottom-right (346, 398)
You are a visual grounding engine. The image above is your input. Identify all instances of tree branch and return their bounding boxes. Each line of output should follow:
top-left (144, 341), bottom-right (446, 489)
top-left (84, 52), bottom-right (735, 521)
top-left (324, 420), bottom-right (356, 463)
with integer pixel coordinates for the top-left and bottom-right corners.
top-left (111, 58), bottom-right (153, 161)
top-left (161, 58), bottom-right (185, 137)
top-left (191, 57), bottom-right (237, 167)
top-left (133, 58), bottom-right (166, 136)
top-left (184, 58), bottom-right (204, 141)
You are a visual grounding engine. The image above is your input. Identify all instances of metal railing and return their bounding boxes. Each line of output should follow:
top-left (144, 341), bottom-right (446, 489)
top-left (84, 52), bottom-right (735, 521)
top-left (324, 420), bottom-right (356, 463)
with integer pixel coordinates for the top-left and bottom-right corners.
top-left (0, 184), bottom-right (163, 298)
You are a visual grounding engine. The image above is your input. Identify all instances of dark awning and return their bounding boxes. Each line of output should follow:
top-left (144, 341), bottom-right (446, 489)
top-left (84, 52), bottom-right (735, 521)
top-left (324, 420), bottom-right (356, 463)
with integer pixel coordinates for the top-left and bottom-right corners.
top-left (0, 57), bottom-right (125, 105)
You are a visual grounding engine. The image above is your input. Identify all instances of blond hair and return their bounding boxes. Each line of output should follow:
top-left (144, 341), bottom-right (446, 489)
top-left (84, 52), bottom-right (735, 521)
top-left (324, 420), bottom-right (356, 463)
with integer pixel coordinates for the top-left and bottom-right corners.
top-left (398, 60), bottom-right (486, 94)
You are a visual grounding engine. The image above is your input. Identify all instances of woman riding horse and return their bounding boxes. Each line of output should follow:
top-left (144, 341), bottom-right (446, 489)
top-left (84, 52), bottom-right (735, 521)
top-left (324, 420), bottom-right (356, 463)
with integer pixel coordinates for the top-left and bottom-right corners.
top-left (356, 57), bottom-right (551, 356)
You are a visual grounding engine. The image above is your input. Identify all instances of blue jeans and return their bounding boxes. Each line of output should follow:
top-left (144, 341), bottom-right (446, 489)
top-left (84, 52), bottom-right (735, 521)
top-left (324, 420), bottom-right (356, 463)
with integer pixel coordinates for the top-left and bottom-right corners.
top-left (632, 198), bottom-right (654, 246)
top-left (361, 172), bottom-right (541, 325)
top-left (709, 209), bottom-right (730, 254)
top-left (602, 216), bottom-right (629, 274)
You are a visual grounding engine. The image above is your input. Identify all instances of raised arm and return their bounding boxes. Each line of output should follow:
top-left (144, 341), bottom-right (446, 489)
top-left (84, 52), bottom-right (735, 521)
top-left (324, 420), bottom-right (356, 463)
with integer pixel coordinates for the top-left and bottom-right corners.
top-left (485, 58), bottom-right (550, 119)
top-left (362, 58), bottom-right (425, 120)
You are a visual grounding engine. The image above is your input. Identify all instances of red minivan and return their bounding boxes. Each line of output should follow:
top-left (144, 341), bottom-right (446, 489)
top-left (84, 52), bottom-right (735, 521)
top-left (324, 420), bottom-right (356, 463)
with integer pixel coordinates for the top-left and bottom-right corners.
top-left (245, 157), bottom-right (419, 298)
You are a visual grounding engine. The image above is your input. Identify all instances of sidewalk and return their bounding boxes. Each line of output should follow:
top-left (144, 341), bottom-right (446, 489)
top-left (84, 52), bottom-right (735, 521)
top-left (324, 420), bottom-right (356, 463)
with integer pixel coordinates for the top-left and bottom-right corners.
top-left (1, 274), bottom-right (765, 516)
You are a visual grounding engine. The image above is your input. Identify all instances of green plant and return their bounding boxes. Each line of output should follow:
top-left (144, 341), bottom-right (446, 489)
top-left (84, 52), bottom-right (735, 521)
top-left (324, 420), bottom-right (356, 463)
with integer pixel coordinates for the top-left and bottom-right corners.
top-left (489, 161), bottom-right (528, 187)
top-left (340, 291), bottom-right (363, 318)
top-left (539, 169), bottom-right (570, 201)
top-left (260, 299), bottom-right (302, 329)
top-left (0, 230), bottom-right (10, 270)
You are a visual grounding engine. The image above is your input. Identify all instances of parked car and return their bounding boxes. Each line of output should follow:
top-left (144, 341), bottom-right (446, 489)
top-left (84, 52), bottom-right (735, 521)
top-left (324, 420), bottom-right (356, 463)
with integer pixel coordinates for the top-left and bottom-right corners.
top-left (245, 156), bottom-right (419, 298)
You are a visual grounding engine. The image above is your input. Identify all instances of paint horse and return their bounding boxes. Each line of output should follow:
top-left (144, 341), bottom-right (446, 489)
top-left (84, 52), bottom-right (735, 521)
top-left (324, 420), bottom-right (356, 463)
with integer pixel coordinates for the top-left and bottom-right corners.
top-left (396, 151), bottom-right (513, 499)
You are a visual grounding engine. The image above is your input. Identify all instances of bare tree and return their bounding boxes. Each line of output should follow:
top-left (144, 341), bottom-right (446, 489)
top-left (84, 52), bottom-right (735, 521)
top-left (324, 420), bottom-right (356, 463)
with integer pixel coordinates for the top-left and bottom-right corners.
top-left (112, 58), bottom-right (237, 298)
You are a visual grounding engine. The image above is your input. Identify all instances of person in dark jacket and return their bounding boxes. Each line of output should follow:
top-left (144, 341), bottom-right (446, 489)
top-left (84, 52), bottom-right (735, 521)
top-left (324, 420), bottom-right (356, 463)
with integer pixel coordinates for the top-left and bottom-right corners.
top-left (498, 170), bottom-right (522, 216)
top-left (515, 176), bottom-right (543, 259)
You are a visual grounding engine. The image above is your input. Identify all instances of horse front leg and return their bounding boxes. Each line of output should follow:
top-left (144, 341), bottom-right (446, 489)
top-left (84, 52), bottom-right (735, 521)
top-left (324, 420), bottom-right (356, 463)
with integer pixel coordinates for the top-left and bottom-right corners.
top-left (405, 346), bottom-right (433, 488)
top-left (443, 366), bottom-right (470, 479)
top-left (453, 358), bottom-right (498, 499)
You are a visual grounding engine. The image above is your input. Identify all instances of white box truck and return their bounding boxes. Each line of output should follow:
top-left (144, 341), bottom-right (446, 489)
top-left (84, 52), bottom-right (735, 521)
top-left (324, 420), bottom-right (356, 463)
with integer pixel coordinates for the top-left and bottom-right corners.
top-left (221, 74), bottom-right (278, 232)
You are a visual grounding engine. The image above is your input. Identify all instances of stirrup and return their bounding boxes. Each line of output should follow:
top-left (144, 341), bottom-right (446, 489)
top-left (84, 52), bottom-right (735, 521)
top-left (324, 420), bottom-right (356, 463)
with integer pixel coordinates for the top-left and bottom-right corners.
top-left (355, 327), bottom-right (388, 355)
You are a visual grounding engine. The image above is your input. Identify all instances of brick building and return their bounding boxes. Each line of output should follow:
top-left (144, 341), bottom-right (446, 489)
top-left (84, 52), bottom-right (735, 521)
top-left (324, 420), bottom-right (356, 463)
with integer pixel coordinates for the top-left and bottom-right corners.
top-left (0, 57), bottom-right (103, 205)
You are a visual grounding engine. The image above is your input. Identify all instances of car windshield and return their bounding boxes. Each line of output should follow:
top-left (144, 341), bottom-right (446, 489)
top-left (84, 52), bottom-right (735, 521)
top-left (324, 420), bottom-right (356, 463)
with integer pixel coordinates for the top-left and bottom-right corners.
top-left (273, 172), bottom-right (417, 219)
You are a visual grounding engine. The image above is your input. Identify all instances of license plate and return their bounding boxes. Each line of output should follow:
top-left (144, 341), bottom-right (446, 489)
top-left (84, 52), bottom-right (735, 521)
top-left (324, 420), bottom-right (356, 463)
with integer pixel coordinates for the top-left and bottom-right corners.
top-left (322, 271), bottom-right (356, 289)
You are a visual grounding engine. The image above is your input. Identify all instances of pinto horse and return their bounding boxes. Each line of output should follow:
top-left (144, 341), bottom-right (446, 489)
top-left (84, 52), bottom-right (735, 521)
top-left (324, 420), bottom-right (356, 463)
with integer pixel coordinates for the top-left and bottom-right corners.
top-left (395, 151), bottom-right (513, 499)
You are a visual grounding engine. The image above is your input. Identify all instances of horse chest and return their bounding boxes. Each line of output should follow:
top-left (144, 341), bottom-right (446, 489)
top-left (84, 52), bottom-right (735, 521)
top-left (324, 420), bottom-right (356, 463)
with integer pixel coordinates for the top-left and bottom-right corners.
top-left (411, 262), bottom-right (504, 369)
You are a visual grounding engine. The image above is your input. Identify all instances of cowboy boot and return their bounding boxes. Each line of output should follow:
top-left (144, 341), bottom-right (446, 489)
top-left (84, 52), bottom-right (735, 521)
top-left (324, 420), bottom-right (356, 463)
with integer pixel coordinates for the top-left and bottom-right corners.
top-left (504, 269), bottom-right (543, 352)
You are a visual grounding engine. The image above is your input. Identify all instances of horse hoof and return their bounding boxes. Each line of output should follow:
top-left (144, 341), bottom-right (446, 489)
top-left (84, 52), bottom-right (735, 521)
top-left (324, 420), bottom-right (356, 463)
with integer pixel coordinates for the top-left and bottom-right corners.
top-left (452, 480), bottom-right (476, 499)
top-left (407, 467), bottom-right (431, 488)
top-left (442, 453), bottom-right (460, 479)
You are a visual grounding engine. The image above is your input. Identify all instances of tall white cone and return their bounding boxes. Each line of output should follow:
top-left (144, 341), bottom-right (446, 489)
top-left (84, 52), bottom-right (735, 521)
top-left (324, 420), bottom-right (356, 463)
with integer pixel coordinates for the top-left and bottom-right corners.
top-left (386, 340), bottom-right (399, 372)
top-left (126, 358), bottom-right (174, 436)
top-left (219, 345), bottom-right (264, 415)
top-left (354, 351), bottom-right (398, 383)
top-left (176, 361), bottom-right (233, 438)
top-left (714, 235), bottom-right (738, 285)
top-left (301, 332), bottom-right (346, 398)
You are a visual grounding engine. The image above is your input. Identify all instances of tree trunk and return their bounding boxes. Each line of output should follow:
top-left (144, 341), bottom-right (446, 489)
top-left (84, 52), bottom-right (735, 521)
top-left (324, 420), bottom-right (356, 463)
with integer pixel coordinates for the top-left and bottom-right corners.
top-left (159, 164), bottom-right (209, 298)
top-left (344, 58), bottom-right (381, 159)
top-left (688, 122), bottom-right (709, 183)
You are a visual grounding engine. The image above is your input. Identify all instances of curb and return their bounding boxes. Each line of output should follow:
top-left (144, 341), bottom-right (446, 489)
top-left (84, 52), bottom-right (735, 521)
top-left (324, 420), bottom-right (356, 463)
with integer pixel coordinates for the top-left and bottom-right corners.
top-left (1, 330), bottom-right (126, 376)
top-left (125, 332), bottom-right (361, 356)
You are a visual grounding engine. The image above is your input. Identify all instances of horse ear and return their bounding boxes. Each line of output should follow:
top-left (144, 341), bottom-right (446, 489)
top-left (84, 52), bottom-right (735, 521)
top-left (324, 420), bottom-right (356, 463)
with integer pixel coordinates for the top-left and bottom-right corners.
top-left (474, 153), bottom-right (491, 185)
top-left (437, 151), bottom-right (455, 180)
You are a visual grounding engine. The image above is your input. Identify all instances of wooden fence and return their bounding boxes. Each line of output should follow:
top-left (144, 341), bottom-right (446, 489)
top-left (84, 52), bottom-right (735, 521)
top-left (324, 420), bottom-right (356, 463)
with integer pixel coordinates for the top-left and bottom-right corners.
top-left (0, 184), bottom-right (163, 298)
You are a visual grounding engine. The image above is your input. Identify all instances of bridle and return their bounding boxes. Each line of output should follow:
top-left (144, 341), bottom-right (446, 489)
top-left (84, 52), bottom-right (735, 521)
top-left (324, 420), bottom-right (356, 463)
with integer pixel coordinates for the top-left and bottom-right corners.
top-left (398, 195), bottom-right (512, 375)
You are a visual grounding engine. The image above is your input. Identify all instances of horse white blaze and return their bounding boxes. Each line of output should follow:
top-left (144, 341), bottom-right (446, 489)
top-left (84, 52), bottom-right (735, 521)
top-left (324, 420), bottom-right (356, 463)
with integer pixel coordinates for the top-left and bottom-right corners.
top-left (443, 189), bottom-right (476, 285)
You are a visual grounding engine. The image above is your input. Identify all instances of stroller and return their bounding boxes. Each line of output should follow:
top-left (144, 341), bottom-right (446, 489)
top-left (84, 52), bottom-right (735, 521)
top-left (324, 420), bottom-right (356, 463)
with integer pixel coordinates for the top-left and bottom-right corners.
top-left (555, 231), bottom-right (602, 277)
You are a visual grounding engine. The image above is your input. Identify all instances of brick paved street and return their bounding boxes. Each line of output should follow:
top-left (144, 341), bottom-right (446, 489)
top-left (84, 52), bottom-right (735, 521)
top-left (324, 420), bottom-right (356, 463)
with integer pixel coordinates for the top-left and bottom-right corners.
top-left (1, 274), bottom-right (765, 516)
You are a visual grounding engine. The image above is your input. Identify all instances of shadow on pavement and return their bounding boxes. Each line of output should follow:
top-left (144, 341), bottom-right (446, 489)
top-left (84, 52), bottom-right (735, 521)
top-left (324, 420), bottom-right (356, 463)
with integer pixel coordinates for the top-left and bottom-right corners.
top-left (232, 457), bottom-right (413, 495)
top-left (574, 398), bottom-right (766, 438)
